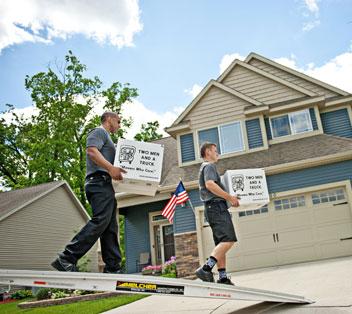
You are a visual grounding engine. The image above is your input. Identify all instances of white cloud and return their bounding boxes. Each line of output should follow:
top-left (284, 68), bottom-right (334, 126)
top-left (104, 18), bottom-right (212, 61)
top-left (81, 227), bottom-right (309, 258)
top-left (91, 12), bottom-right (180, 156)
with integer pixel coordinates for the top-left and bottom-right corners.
top-left (1, 106), bottom-right (38, 124)
top-left (273, 51), bottom-right (352, 93)
top-left (304, 0), bottom-right (319, 14)
top-left (1, 98), bottom-right (184, 140)
top-left (0, 0), bottom-right (143, 52)
top-left (219, 53), bottom-right (246, 74)
top-left (184, 84), bottom-right (203, 98)
top-left (121, 100), bottom-right (185, 138)
top-left (302, 20), bottom-right (320, 32)
top-left (84, 96), bottom-right (184, 138)
top-left (301, 0), bottom-right (320, 32)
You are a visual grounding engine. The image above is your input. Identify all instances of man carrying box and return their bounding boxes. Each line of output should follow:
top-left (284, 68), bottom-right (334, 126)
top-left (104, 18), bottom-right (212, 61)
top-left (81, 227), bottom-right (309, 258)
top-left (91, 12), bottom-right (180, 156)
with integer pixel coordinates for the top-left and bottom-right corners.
top-left (195, 142), bottom-right (240, 285)
top-left (52, 112), bottom-right (126, 273)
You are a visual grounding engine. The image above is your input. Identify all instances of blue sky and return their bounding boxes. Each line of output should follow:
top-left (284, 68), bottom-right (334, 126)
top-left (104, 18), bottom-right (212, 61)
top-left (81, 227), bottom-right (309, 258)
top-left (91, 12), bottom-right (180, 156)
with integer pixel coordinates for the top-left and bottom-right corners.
top-left (0, 0), bottom-right (351, 137)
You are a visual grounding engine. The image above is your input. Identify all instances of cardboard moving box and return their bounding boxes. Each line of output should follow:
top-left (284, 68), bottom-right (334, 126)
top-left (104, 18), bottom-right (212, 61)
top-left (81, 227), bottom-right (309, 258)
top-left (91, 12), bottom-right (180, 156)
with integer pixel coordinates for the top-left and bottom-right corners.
top-left (113, 139), bottom-right (164, 196)
top-left (222, 168), bottom-right (269, 210)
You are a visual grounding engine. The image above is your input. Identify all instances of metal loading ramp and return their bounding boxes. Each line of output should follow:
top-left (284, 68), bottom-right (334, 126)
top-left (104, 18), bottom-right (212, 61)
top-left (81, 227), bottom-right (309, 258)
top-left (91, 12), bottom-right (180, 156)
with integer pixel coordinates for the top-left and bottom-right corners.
top-left (0, 269), bottom-right (314, 304)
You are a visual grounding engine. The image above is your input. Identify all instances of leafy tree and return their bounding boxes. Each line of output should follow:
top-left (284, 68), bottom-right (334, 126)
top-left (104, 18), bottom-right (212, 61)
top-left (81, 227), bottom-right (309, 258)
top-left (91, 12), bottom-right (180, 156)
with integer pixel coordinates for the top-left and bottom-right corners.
top-left (134, 121), bottom-right (162, 142)
top-left (0, 51), bottom-right (140, 211)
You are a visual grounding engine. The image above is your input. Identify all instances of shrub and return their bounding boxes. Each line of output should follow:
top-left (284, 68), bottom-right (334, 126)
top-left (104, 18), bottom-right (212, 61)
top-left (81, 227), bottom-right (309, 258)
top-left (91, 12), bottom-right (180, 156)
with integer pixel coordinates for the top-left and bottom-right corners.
top-left (35, 288), bottom-right (51, 300)
top-left (51, 290), bottom-right (70, 299)
top-left (73, 289), bottom-right (95, 296)
top-left (11, 289), bottom-right (33, 299)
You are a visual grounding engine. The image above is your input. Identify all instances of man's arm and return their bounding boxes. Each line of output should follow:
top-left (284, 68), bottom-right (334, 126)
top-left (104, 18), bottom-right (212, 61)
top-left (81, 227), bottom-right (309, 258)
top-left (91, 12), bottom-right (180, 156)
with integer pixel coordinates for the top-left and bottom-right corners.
top-left (205, 180), bottom-right (239, 207)
top-left (87, 147), bottom-right (126, 180)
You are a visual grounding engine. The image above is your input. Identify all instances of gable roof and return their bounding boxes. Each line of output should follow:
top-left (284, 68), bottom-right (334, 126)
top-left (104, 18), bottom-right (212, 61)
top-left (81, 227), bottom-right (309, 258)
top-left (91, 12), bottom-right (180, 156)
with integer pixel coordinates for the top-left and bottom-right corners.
top-left (155, 134), bottom-right (352, 189)
top-left (217, 60), bottom-right (317, 96)
top-left (169, 80), bottom-right (262, 127)
top-left (0, 181), bottom-right (90, 222)
top-left (244, 53), bottom-right (349, 96)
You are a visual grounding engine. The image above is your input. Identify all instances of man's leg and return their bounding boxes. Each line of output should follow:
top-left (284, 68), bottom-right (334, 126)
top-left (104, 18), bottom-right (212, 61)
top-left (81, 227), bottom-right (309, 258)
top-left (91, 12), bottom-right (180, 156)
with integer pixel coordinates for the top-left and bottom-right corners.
top-left (100, 198), bottom-right (122, 273)
top-left (196, 201), bottom-right (237, 283)
top-left (52, 180), bottom-right (113, 271)
top-left (211, 242), bottom-right (235, 284)
top-left (211, 241), bottom-right (234, 269)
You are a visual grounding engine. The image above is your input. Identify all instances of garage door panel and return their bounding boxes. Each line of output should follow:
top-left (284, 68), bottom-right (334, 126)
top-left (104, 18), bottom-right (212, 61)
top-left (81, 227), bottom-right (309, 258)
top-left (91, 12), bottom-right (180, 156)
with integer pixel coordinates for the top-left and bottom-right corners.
top-left (313, 205), bottom-right (351, 224)
top-left (277, 228), bottom-right (315, 247)
top-left (319, 240), bottom-right (352, 259)
top-left (239, 234), bottom-right (276, 251)
top-left (235, 218), bottom-right (273, 236)
top-left (275, 211), bottom-right (311, 230)
top-left (240, 250), bottom-right (278, 270)
top-left (316, 222), bottom-right (352, 241)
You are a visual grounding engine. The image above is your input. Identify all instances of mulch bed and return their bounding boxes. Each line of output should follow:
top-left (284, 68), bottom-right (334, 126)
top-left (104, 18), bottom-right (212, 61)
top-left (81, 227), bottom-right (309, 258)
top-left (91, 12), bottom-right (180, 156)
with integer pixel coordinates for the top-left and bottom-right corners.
top-left (0, 298), bottom-right (18, 304)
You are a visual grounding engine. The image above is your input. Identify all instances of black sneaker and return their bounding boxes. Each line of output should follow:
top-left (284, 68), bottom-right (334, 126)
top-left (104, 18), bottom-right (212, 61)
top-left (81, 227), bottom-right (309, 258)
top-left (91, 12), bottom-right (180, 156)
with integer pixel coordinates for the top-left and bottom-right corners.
top-left (195, 267), bottom-right (214, 282)
top-left (103, 268), bottom-right (123, 274)
top-left (51, 257), bottom-right (77, 272)
top-left (217, 277), bottom-right (235, 285)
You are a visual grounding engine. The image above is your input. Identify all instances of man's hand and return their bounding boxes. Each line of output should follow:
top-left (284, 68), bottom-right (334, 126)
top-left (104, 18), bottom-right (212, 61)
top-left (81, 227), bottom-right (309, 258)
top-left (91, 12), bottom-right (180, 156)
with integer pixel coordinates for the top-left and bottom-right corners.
top-left (108, 166), bottom-right (127, 181)
top-left (227, 195), bottom-right (240, 207)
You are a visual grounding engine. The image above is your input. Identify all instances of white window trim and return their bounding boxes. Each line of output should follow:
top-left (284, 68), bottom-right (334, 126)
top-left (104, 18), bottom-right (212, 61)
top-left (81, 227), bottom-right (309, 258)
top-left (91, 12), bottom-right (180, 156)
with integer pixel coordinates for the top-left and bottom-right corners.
top-left (197, 120), bottom-right (245, 157)
top-left (270, 109), bottom-right (313, 139)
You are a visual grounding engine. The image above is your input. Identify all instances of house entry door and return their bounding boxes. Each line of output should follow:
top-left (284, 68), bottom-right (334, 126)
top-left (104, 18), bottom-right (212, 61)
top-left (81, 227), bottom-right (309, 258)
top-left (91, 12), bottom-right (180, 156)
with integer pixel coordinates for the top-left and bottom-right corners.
top-left (149, 212), bottom-right (175, 265)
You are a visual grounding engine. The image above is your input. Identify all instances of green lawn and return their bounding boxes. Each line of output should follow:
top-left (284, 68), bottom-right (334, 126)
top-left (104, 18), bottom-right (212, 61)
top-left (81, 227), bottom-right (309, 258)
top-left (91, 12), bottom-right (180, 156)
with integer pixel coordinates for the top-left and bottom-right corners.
top-left (0, 294), bottom-right (148, 314)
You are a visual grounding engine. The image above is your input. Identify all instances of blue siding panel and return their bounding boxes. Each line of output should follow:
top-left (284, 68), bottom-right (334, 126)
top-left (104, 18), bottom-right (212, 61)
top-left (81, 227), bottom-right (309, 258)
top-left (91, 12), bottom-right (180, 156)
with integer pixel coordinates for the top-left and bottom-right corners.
top-left (174, 189), bottom-right (202, 234)
top-left (246, 119), bottom-right (264, 149)
top-left (321, 108), bottom-right (352, 138)
top-left (309, 108), bottom-right (318, 130)
top-left (264, 117), bottom-right (272, 140)
top-left (123, 200), bottom-right (166, 273)
top-left (180, 133), bottom-right (195, 162)
top-left (268, 160), bottom-right (352, 193)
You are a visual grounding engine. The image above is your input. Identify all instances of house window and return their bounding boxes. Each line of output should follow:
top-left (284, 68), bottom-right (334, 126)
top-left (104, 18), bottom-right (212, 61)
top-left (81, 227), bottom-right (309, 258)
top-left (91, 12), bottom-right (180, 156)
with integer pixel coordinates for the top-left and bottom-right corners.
top-left (238, 205), bottom-right (269, 217)
top-left (311, 188), bottom-right (345, 205)
top-left (219, 122), bottom-right (244, 154)
top-left (270, 109), bottom-right (313, 139)
top-left (152, 214), bottom-right (168, 222)
top-left (198, 121), bottom-right (244, 155)
top-left (274, 195), bottom-right (305, 210)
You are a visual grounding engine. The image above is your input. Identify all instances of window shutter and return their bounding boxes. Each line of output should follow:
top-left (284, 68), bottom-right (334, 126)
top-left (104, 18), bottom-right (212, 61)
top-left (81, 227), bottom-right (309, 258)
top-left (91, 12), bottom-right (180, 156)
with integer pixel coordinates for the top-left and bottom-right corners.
top-left (246, 118), bottom-right (264, 149)
top-left (264, 117), bottom-right (272, 140)
top-left (180, 133), bottom-right (195, 162)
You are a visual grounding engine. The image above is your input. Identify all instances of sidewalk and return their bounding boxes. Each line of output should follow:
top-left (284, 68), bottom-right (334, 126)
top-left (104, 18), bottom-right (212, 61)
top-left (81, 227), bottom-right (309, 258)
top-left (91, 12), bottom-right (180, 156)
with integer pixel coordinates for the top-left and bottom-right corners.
top-left (102, 256), bottom-right (352, 313)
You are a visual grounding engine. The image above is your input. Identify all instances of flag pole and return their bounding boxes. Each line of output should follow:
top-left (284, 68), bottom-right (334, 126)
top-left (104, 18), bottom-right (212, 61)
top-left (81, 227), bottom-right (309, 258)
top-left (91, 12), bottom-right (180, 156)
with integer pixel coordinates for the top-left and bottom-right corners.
top-left (179, 177), bottom-right (195, 214)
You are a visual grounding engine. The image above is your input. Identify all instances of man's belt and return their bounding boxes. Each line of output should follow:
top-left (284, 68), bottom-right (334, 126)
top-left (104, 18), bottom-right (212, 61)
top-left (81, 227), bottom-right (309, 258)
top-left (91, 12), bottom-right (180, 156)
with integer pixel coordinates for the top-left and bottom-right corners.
top-left (86, 171), bottom-right (111, 181)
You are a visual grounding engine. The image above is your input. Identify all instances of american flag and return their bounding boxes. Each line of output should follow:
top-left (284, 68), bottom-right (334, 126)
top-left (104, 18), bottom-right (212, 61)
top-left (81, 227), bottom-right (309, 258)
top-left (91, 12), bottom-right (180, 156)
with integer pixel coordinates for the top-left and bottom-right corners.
top-left (161, 181), bottom-right (189, 223)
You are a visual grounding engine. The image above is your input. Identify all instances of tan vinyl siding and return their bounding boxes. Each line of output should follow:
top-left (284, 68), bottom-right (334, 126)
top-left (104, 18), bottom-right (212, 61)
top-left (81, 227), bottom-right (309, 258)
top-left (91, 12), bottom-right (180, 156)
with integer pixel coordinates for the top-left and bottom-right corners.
top-left (186, 86), bottom-right (248, 129)
top-left (248, 59), bottom-right (339, 98)
top-left (222, 65), bottom-right (305, 104)
top-left (0, 187), bottom-right (98, 271)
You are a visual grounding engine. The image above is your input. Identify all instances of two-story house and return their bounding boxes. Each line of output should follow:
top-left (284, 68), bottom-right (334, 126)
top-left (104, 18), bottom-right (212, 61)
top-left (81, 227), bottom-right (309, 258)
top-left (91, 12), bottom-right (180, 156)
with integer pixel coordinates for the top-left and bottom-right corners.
top-left (117, 52), bottom-right (352, 277)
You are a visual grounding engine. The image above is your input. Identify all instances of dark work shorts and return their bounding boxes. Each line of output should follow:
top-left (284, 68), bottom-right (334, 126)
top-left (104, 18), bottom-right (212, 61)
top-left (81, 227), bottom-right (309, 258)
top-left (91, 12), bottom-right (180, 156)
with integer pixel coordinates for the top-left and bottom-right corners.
top-left (204, 200), bottom-right (237, 246)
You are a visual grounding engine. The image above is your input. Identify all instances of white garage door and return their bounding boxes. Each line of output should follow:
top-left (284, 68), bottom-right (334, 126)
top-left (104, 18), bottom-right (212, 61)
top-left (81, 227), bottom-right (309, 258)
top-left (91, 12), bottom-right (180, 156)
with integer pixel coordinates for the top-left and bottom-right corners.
top-left (199, 187), bottom-right (352, 272)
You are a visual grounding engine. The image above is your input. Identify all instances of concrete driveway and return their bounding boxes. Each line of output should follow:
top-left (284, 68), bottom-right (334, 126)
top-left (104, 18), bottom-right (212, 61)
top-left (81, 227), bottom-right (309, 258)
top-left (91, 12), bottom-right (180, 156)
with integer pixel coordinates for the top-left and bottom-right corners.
top-left (102, 256), bottom-right (352, 313)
